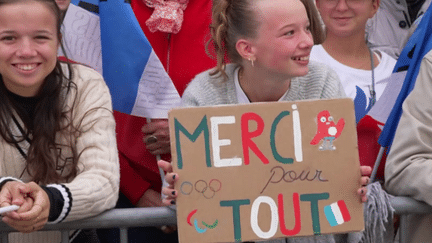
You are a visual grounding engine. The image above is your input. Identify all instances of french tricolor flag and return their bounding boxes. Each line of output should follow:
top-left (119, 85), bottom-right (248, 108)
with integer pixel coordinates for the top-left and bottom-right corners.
top-left (324, 200), bottom-right (351, 227)
top-left (62, 0), bottom-right (181, 119)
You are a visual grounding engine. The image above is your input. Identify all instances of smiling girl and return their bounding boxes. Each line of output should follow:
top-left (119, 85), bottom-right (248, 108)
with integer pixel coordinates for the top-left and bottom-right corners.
top-left (0, 0), bottom-right (119, 242)
top-left (158, 0), bottom-right (371, 242)
top-left (311, 0), bottom-right (396, 121)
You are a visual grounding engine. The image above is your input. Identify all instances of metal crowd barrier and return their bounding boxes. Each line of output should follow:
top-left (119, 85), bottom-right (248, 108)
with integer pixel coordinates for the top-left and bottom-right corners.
top-left (0, 198), bottom-right (430, 243)
top-left (390, 196), bottom-right (432, 243)
top-left (0, 207), bottom-right (177, 243)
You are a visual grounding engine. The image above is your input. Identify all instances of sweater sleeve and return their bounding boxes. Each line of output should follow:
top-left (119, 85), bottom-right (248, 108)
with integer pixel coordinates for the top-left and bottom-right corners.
top-left (52, 65), bottom-right (119, 222)
top-left (41, 185), bottom-right (71, 223)
top-left (385, 52), bottom-right (432, 205)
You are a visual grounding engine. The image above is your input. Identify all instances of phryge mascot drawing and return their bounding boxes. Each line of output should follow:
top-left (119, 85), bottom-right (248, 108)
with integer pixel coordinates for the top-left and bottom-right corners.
top-left (310, 110), bottom-right (345, 151)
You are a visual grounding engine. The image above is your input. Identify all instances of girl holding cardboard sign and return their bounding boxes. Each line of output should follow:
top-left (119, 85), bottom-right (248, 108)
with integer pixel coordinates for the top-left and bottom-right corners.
top-left (159, 0), bottom-right (372, 241)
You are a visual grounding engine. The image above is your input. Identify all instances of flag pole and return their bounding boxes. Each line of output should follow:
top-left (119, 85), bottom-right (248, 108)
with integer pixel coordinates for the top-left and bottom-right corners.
top-left (370, 146), bottom-right (386, 183)
top-left (146, 118), bottom-right (171, 201)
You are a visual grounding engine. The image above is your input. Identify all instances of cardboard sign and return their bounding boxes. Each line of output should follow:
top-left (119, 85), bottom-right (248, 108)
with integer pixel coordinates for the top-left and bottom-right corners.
top-left (168, 98), bottom-right (364, 243)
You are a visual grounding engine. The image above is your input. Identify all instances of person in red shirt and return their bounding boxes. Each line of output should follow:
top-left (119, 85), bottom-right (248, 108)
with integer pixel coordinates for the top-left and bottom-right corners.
top-left (98, 0), bottom-right (217, 241)
top-left (118, 0), bottom-right (216, 210)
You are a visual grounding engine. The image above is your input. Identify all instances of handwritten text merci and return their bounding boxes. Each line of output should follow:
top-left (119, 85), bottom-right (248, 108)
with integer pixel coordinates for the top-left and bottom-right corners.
top-left (174, 106), bottom-right (303, 169)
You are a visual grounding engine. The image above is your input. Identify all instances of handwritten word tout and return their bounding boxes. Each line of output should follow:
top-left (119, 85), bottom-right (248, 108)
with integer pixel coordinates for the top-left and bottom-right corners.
top-left (220, 192), bottom-right (337, 242)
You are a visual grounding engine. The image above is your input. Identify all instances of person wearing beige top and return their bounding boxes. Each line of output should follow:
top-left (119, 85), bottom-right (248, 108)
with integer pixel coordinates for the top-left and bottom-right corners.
top-left (385, 49), bottom-right (432, 242)
top-left (0, 0), bottom-right (119, 242)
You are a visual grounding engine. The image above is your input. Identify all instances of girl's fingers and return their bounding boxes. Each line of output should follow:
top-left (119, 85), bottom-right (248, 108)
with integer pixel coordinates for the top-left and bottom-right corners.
top-left (360, 194), bottom-right (368, 203)
top-left (4, 197), bottom-right (34, 220)
top-left (360, 166), bottom-right (372, 176)
top-left (360, 176), bottom-right (370, 186)
top-left (162, 198), bottom-right (176, 206)
top-left (161, 187), bottom-right (177, 199)
top-left (357, 187), bottom-right (368, 203)
top-left (164, 173), bottom-right (178, 188)
top-left (32, 219), bottom-right (47, 231)
top-left (18, 204), bottom-right (44, 222)
top-left (157, 160), bottom-right (173, 173)
top-left (3, 211), bottom-right (20, 220)
top-left (2, 216), bottom-right (31, 229)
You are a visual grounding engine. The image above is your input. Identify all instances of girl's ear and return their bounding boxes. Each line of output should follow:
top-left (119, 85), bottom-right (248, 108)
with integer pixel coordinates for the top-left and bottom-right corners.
top-left (236, 38), bottom-right (256, 61)
top-left (58, 33), bottom-right (62, 49)
top-left (370, 0), bottom-right (380, 18)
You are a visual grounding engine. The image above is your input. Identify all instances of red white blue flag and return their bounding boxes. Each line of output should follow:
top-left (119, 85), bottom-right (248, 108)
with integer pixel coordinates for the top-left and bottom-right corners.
top-left (62, 0), bottom-right (181, 118)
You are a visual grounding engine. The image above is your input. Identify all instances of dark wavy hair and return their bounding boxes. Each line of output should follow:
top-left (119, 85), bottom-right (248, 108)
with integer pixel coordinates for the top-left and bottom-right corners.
top-left (0, 0), bottom-right (80, 184)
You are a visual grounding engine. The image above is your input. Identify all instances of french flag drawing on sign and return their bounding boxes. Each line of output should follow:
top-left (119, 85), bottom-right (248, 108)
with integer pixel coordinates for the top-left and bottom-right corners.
top-left (324, 200), bottom-right (351, 227)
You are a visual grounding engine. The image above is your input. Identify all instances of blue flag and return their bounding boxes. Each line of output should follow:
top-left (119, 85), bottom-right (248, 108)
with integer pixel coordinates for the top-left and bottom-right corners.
top-left (65, 0), bottom-right (181, 118)
top-left (378, 4), bottom-right (432, 149)
top-left (99, 0), bottom-right (152, 114)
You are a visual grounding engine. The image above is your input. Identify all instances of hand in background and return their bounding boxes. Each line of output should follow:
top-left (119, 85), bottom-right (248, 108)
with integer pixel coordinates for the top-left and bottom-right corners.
top-left (136, 188), bottom-right (164, 208)
top-left (136, 186), bottom-right (177, 234)
top-left (142, 119), bottom-right (170, 155)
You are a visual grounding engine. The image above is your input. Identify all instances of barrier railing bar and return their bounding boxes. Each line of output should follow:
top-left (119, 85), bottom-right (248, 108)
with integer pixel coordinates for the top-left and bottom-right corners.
top-left (390, 196), bottom-right (432, 243)
top-left (390, 196), bottom-right (432, 214)
top-left (0, 207), bottom-right (176, 233)
top-left (0, 198), bottom-right (429, 243)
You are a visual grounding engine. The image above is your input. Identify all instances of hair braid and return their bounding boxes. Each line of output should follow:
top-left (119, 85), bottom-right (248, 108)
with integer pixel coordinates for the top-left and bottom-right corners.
top-left (208, 0), bottom-right (230, 79)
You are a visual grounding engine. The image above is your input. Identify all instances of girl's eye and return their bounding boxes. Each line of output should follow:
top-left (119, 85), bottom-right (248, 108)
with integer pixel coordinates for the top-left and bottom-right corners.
top-left (285, 30), bottom-right (295, 36)
top-left (35, 36), bottom-right (49, 40)
top-left (306, 25), bottom-right (311, 33)
top-left (0, 36), bottom-right (15, 41)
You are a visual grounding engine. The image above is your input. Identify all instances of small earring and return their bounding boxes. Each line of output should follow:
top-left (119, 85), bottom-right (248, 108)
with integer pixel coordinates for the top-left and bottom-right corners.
top-left (248, 58), bottom-right (255, 67)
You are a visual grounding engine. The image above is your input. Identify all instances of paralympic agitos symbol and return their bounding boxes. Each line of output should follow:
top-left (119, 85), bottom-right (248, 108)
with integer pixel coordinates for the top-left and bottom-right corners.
top-left (187, 209), bottom-right (219, 233)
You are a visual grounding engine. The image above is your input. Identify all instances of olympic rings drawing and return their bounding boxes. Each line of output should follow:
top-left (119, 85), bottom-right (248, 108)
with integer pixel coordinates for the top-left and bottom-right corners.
top-left (195, 179), bottom-right (221, 199)
top-left (179, 179), bottom-right (222, 199)
top-left (209, 179), bottom-right (222, 192)
top-left (180, 181), bottom-right (193, 195)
